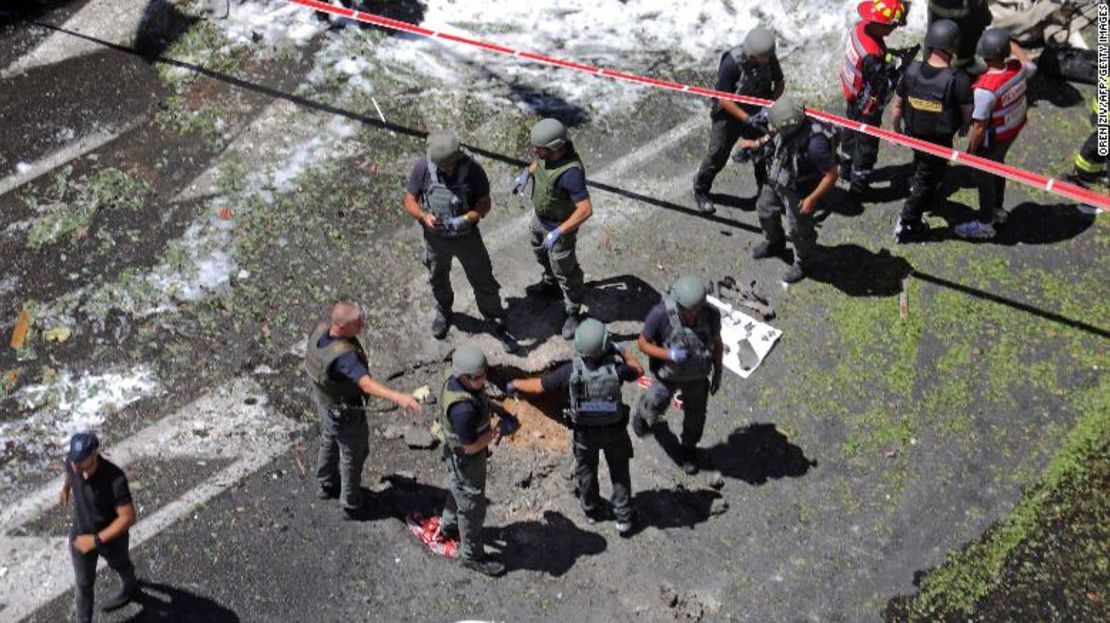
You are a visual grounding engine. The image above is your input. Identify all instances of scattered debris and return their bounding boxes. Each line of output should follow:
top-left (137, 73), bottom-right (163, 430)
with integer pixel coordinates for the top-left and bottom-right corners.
top-left (716, 276), bottom-right (775, 320)
top-left (381, 424), bottom-right (405, 440)
top-left (42, 327), bottom-right (72, 343)
top-left (9, 308), bottom-right (30, 349)
top-left (899, 275), bottom-right (911, 319)
top-left (707, 473), bottom-right (725, 490)
top-left (403, 427), bottom-right (437, 450)
top-left (709, 497), bottom-right (729, 517)
top-left (515, 470), bottom-right (533, 489)
top-left (412, 385), bottom-right (433, 404)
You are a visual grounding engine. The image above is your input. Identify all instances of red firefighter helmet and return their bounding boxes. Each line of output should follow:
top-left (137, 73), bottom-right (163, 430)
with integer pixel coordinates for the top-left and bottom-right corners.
top-left (858, 0), bottom-right (907, 26)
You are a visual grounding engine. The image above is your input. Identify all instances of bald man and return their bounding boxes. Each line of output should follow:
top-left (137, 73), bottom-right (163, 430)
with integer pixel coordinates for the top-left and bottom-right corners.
top-left (305, 302), bottom-right (421, 518)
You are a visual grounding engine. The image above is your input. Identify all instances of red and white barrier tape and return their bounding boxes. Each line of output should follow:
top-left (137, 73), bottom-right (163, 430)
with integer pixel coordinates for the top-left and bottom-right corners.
top-left (290, 0), bottom-right (1108, 212)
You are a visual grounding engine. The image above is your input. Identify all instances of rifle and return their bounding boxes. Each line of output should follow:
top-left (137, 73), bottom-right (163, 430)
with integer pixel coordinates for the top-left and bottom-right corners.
top-left (855, 44), bottom-right (920, 118)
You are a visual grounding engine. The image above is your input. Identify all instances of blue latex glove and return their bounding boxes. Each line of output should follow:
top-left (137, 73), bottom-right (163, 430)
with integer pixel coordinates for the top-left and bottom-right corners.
top-left (543, 228), bottom-right (562, 251)
top-left (668, 346), bottom-right (689, 363)
top-left (444, 215), bottom-right (468, 231)
top-left (510, 169), bottom-right (531, 195)
top-left (505, 380), bottom-right (519, 395)
top-left (709, 367), bottom-right (722, 395)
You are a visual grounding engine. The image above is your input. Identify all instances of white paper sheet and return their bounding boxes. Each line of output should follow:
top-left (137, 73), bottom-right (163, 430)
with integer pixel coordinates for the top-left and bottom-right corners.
top-left (706, 295), bottom-right (782, 379)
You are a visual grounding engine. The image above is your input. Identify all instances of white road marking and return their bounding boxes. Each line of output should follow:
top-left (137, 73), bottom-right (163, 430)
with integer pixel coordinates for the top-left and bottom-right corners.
top-left (0, 377), bottom-right (303, 622)
top-left (0, 120), bottom-right (141, 198)
top-left (1, 0), bottom-right (151, 78)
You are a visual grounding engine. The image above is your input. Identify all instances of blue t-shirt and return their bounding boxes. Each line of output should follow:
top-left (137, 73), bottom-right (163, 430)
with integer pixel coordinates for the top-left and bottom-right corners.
top-left (446, 376), bottom-right (485, 445)
top-left (316, 334), bottom-right (369, 386)
top-left (555, 166), bottom-right (590, 204)
top-left (641, 302), bottom-right (722, 374)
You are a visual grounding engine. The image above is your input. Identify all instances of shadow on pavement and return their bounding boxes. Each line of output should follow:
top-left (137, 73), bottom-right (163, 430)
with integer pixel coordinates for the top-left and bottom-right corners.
top-left (342, 474), bottom-right (450, 522)
top-left (488, 510), bottom-right (607, 576)
top-left (121, 581), bottom-right (239, 622)
top-left (633, 487), bottom-right (721, 530)
top-left (705, 423), bottom-right (817, 485)
top-left (807, 244), bottom-right (913, 297)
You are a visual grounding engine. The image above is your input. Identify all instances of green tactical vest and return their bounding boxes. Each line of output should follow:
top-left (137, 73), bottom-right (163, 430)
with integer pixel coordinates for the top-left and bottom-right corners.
top-left (438, 369), bottom-right (492, 453)
top-left (568, 350), bottom-right (626, 427)
top-left (658, 296), bottom-right (714, 382)
top-left (530, 152), bottom-right (584, 223)
top-left (303, 323), bottom-right (369, 409)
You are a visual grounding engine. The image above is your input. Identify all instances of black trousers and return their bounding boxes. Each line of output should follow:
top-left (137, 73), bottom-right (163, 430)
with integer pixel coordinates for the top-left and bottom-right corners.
top-left (71, 532), bottom-right (137, 623)
top-left (840, 103), bottom-right (883, 188)
top-left (693, 115), bottom-right (768, 194)
top-left (901, 134), bottom-right (954, 223)
top-left (573, 423), bottom-right (633, 523)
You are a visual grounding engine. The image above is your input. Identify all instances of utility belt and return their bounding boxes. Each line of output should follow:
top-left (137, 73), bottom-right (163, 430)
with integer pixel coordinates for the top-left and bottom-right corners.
top-left (326, 402), bottom-right (367, 423)
top-left (561, 404), bottom-right (628, 429)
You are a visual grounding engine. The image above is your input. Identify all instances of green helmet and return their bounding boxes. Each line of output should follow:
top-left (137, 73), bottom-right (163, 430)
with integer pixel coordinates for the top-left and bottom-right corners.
top-left (451, 344), bottom-right (487, 376)
top-left (573, 318), bottom-right (610, 358)
top-left (976, 27), bottom-right (1010, 61)
top-left (769, 94), bottom-right (806, 134)
top-left (672, 275), bottom-right (708, 310)
top-left (426, 130), bottom-right (463, 166)
top-left (743, 27), bottom-right (776, 58)
top-left (530, 118), bottom-right (567, 149)
top-left (925, 19), bottom-right (960, 54)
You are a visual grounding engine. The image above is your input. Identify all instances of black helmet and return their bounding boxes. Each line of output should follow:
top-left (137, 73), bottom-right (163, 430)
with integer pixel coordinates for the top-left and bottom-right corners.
top-left (976, 28), bottom-right (1011, 61)
top-left (924, 19), bottom-right (960, 55)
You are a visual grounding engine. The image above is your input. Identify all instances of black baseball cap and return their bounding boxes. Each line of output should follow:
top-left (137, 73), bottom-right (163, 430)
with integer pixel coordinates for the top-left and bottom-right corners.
top-left (67, 432), bottom-right (100, 462)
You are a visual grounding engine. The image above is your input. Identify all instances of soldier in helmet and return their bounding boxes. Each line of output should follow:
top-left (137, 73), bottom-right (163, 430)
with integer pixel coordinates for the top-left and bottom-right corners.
top-left (737, 94), bottom-right (839, 284)
top-left (511, 118), bottom-right (594, 339)
top-left (435, 344), bottom-right (517, 577)
top-left (891, 19), bottom-right (974, 243)
top-left (507, 319), bottom-right (645, 536)
top-left (304, 302), bottom-right (422, 518)
top-left (954, 28), bottom-right (1035, 240)
top-left (692, 25), bottom-right (786, 214)
top-left (404, 130), bottom-right (518, 351)
top-left (631, 275), bottom-right (724, 475)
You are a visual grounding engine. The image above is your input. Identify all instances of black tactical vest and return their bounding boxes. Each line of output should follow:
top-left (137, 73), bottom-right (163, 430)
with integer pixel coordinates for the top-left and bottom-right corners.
top-left (303, 323), bottom-right (369, 409)
top-left (901, 62), bottom-right (962, 138)
top-left (421, 158), bottom-right (473, 238)
top-left (567, 349), bottom-right (626, 427)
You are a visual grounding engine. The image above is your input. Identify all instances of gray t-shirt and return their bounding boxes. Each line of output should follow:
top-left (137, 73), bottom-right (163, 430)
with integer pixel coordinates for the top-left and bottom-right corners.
top-left (972, 61), bottom-right (1036, 120)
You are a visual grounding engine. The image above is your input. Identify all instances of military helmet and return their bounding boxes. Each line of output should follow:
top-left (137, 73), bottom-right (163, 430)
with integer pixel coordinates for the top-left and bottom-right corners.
top-left (451, 344), bottom-right (487, 376)
top-left (769, 94), bottom-right (807, 134)
top-left (530, 118), bottom-right (568, 149)
top-left (426, 130), bottom-right (463, 166)
top-left (573, 318), bottom-right (610, 358)
top-left (925, 19), bottom-right (960, 54)
top-left (743, 27), bottom-right (776, 58)
top-left (672, 275), bottom-right (708, 310)
top-left (976, 28), bottom-right (1011, 61)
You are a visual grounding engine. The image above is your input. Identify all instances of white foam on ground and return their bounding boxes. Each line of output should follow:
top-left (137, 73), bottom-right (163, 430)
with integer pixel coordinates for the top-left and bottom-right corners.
top-left (219, 0), bottom-right (328, 47)
top-left (1, 366), bottom-right (162, 489)
top-left (370, 0), bottom-right (928, 115)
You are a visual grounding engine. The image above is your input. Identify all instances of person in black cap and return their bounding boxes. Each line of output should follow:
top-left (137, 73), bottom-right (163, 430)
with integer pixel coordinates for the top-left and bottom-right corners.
top-left (58, 432), bottom-right (140, 622)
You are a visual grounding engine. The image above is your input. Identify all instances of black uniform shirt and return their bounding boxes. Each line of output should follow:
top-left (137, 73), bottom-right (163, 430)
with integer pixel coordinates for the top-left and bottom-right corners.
top-left (67, 458), bottom-right (132, 535)
top-left (317, 333), bottom-right (369, 385)
top-left (714, 51), bottom-right (784, 116)
top-left (446, 376), bottom-right (486, 445)
top-left (896, 61), bottom-right (974, 135)
top-left (406, 156), bottom-right (491, 209)
top-left (540, 355), bottom-right (640, 393)
top-left (641, 302), bottom-right (722, 374)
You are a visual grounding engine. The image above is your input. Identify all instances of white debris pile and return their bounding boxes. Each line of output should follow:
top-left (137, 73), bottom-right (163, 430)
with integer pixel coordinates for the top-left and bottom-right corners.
top-left (219, 0), bottom-right (328, 47)
top-left (370, 0), bottom-right (928, 115)
top-left (0, 366), bottom-right (162, 491)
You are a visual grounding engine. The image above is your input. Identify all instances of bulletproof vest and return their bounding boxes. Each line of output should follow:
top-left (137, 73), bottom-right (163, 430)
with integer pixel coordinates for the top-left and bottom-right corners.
top-left (726, 46), bottom-right (777, 98)
top-left (927, 0), bottom-right (974, 19)
top-left (657, 296), bottom-right (714, 382)
top-left (768, 122), bottom-right (838, 191)
top-left (901, 61), bottom-right (962, 137)
top-left (303, 323), bottom-right (368, 409)
top-left (531, 149), bottom-right (584, 223)
top-left (421, 158), bottom-right (472, 238)
top-left (438, 369), bottom-right (492, 453)
top-left (567, 350), bottom-right (626, 427)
